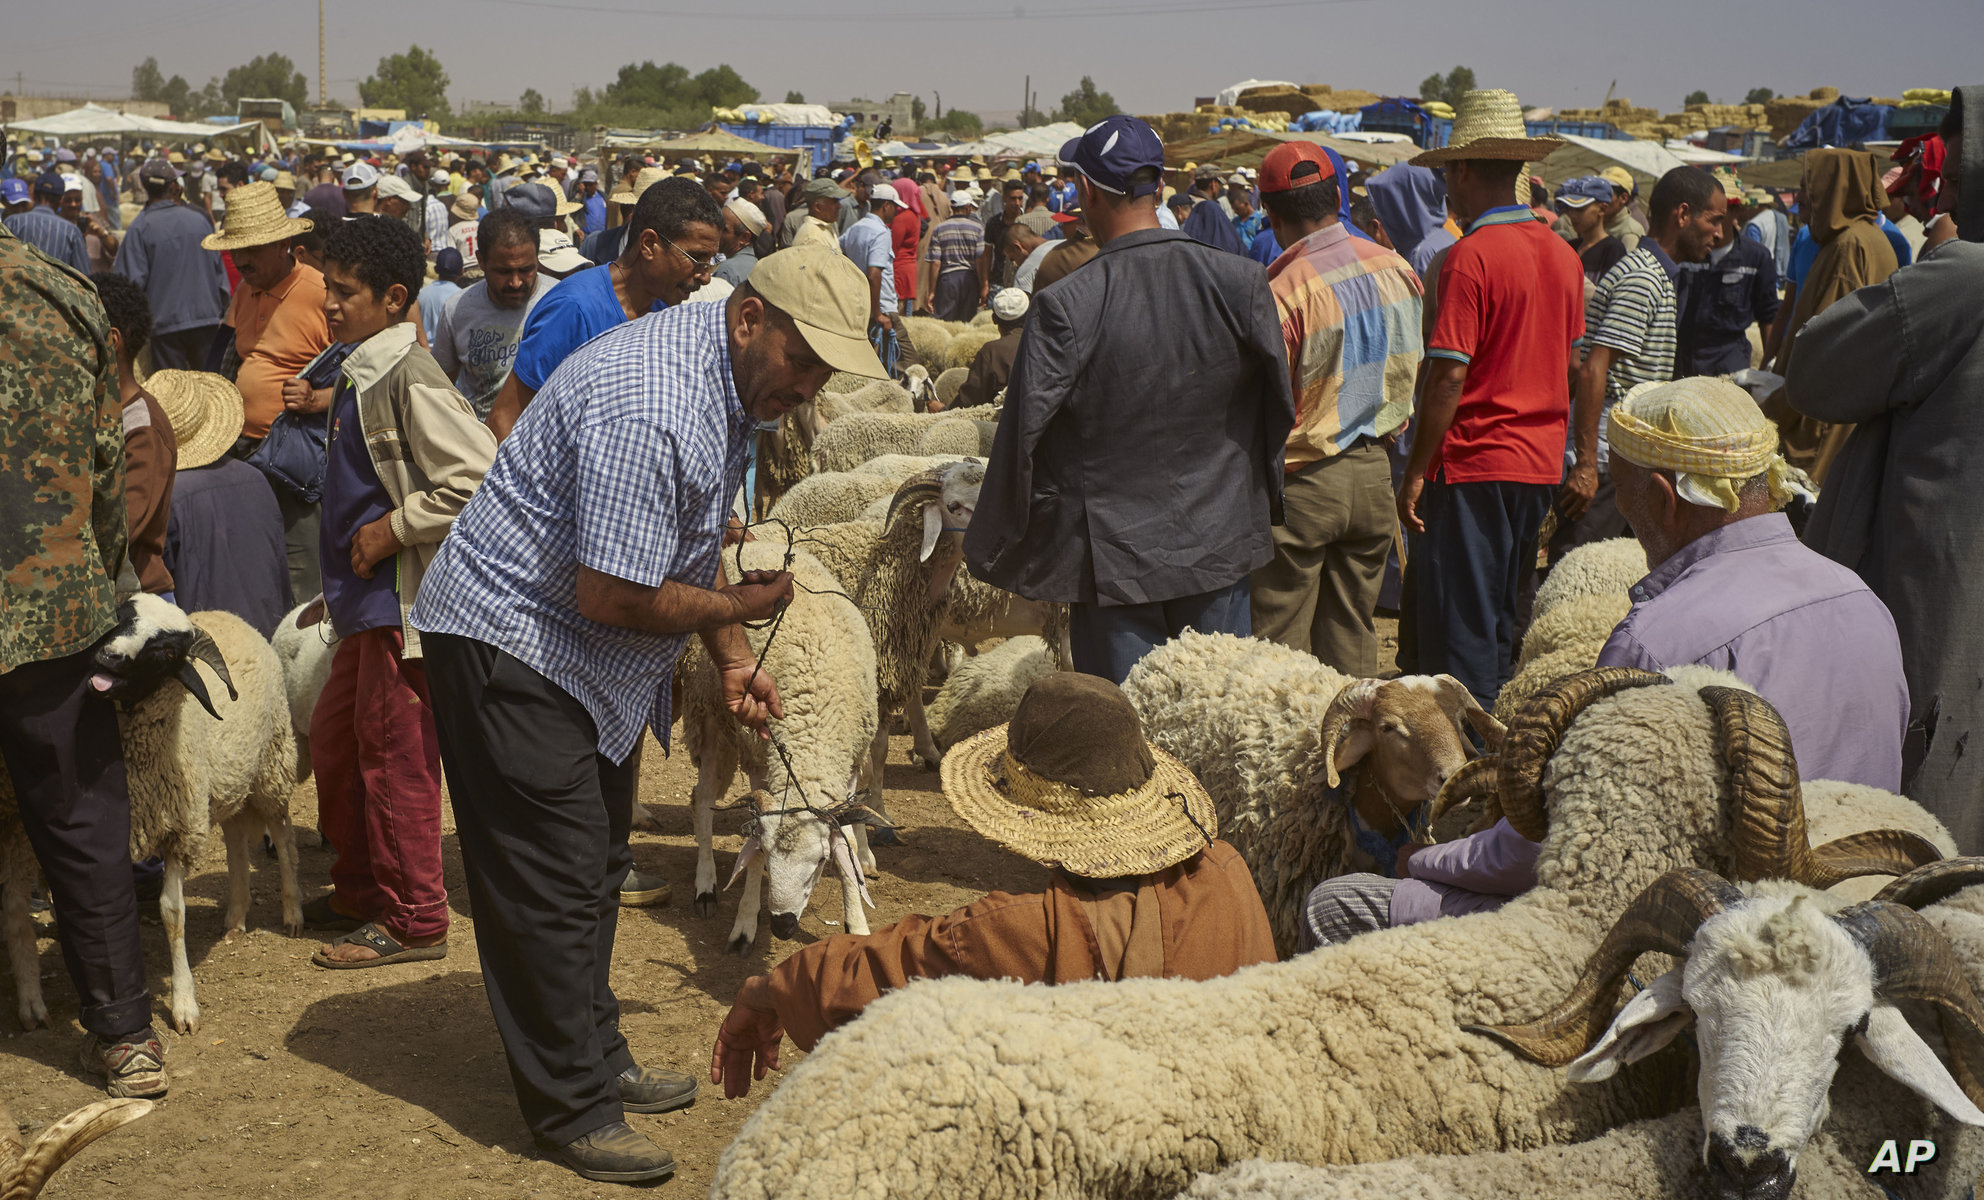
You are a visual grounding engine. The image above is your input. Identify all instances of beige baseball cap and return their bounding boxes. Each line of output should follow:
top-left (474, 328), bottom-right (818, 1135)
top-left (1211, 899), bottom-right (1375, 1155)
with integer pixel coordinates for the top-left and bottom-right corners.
top-left (746, 245), bottom-right (888, 378)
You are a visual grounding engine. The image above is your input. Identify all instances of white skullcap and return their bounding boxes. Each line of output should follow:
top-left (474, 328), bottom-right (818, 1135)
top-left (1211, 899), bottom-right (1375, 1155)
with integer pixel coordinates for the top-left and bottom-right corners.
top-left (725, 197), bottom-right (768, 236)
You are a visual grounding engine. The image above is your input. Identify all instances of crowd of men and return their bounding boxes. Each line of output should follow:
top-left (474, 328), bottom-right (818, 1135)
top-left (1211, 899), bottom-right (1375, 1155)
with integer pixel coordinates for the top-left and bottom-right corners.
top-left (2, 82), bottom-right (1980, 1187)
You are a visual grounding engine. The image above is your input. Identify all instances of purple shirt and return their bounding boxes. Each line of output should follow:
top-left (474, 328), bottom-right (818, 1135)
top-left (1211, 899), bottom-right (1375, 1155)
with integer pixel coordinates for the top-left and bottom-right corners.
top-left (1389, 512), bottom-right (1909, 928)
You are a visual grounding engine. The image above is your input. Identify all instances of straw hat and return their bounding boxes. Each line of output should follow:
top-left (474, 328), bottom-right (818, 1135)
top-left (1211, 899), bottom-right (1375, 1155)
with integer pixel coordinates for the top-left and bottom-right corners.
top-left (1409, 89), bottom-right (1564, 168)
top-left (271, 170), bottom-right (297, 192)
top-left (147, 371), bottom-right (244, 470)
top-left (450, 190), bottom-right (481, 221)
top-left (609, 166), bottom-right (668, 204)
top-left (201, 182), bottom-right (312, 252)
top-left (940, 673), bottom-right (1217, 878)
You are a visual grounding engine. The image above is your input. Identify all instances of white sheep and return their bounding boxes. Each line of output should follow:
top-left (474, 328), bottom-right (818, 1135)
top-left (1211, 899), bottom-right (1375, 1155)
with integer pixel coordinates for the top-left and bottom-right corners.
top-left (943, 326), bottom-right (999, 372)
top-left (898, 316), bottom-right (961, 367)
top-left (1123, 631), bottom-right (1508, 955)
top-left (269, 599), bottom-right (338, 782)
top-left (900, 363), bottom-right (937, 411)
top-left (925, 635), bottom-right (1061, 755)
top-left (810, 405), bottom-right (999, 474)
top-left (675, 543), bottom-right (880, 952)
top-left (1, 597), bottom-right (303, 1034)
top-left (709, 668), bottom-right (1948, 1199)
top-left (757, 463), bottom-right (985, 831)
top-left (1530, 536), bottom-right (1647, 623)
top-left (937, 570), bottom-right (1071, 668)
top-left (0, 1095), bottom-right (154, 1200)
top-left (1191, 863), bottom-right (1984, 1200)
top-left (1496, 591), bottom-right (1634, 722)
top-left (813, 376), bottom-right (913, 425)
top-left (766, 456), bottom-right (970, 537)
top-left (934, 366), bottom-right (969, 409)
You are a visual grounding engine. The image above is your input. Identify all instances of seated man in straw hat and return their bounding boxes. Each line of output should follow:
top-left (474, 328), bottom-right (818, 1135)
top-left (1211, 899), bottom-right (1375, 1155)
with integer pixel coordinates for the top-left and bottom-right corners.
top-left (1302, 377), bottom-right (1908, 948)
top-left (710, 673), bottom-right (1277, 1099)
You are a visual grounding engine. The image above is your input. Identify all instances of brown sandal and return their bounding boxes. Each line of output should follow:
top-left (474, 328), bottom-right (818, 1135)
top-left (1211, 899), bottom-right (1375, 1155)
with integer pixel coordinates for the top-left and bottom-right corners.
top-left (311, 922), bottom-right (446, 969)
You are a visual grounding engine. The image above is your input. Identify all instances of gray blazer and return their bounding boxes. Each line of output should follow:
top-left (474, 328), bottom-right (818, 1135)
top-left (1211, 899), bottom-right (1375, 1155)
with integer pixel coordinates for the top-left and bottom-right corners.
top-left (964, 227), bottom-right (1295, 607)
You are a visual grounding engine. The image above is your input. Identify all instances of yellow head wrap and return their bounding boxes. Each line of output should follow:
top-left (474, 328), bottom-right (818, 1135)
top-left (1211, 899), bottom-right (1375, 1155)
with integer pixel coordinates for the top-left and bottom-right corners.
top-left (1606, 377), bottom-right (1798, 513)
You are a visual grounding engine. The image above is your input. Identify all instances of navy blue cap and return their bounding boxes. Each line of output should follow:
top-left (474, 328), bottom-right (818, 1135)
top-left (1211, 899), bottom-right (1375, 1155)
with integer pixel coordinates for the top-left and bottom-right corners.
top-left (1, 178), bottom-right (28, 206)
top-left (1554, 175), bottom-right (1614, 209)
top-left (505, 181), bottom-right (558, 221)
top-left (1058, 116), bottom-right (1164, 199)
top-left (434, 247), bottom-right (464, 278)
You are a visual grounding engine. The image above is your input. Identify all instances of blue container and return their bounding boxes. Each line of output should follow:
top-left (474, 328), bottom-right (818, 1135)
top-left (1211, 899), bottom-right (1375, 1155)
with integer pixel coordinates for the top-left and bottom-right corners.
top-left (1358, 100), bottom-right (1451, 148)
top-left (717, 122), bottom-right (841, 171)
top-left (1525, 119), bottom-right (1624, 140)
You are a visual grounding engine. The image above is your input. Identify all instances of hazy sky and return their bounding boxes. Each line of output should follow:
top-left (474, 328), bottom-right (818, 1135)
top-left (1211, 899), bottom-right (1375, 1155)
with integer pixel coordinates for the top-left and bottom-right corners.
top-left (9, 0), bottom-right (1980, 123)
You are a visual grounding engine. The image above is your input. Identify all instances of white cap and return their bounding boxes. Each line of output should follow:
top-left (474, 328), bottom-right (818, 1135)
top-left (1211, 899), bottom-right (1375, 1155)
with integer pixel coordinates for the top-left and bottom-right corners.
top-left (375, 173), bottom-right (421, 203)
top-left (430, 168), bottom-right (451, 186)
top-left (341, 162), bottom-right (380, 191)
top-left (990, 287), bottom-right (1030, 321)
top-left (537, 227), bottom-right (589, 274)
top-left (950, 188), bottom-right (976, 207)
top-left (62, 173), bottom-right (85, 193)
top-left (725, 196), bottom-right (768, 236)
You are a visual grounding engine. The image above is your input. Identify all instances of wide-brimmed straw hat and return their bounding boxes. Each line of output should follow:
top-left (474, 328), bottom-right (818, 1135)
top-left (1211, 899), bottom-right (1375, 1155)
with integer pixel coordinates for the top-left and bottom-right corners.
top-left (201, 182), bottom-right (312, 252)
top-left (940, 673), bottom-right (1217, 878)
top-left (147, 370), bottom-right (244, 470)
top-left (1410, 89), bottom-right (1564, 168)
top-left (609, 166), bottom-right (668, 204)
top-left (449, 190), bottom-right (481, 221)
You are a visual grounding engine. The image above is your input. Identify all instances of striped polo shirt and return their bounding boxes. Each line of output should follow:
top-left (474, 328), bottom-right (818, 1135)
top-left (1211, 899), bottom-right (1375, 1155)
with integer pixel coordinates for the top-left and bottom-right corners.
top-left (1584, 243), bottom-right (1679, 467)
top-left (1265, 222), bottom-right (1424, 468)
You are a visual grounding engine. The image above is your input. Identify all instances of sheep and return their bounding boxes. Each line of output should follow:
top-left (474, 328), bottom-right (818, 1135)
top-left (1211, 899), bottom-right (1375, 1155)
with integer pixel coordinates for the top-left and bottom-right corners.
top-left (810, 404), bottom-right (999, 474)
top-left (1, 1095), bottom-right (154, 1200)
top-left (901, 363), bottom-right (937, 411)
top-left (942, 326), bottom-right (1000, 373)
top-left (1, 596), bottom-right (303, 1035)
top-left (937, 570), bottom-right (1072, 669)
top-left (813, 376), bottom-right (913, 425)
top-left (270, 599), bottom-right (338, 782)
top-left (1193, 861), bottom-right (1984, 1200)
top-left (709, 668), bottom-right (1947, 1199)
top-left (1530, 536), bottom-right (1647, 624)
top-left (912, 415), bottom-right (987, 458)
top-left (674, 541), bottom-right (880, 952)
top-left (925, 635), bottom-right (1061, 755)
top-left (1498, 590), bottom-right (1635, 723)
top-left (767, 456), bottom-right (969, 530)
top-left (757, 462), bottom-right (985, 832)
top-left (898, 316), bottom-right (960, 367)
top-left (1122, 631), bottom-right (1509, 955)
top-left (970, 307), bottom-right (995, 327)
top-left (935, 366), bottom-right (969, 408)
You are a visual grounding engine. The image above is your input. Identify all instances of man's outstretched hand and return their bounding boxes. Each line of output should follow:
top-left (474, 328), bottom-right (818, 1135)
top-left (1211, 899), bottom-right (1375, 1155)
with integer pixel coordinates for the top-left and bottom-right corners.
top-left (712, 980), bottom-right (785, 1099)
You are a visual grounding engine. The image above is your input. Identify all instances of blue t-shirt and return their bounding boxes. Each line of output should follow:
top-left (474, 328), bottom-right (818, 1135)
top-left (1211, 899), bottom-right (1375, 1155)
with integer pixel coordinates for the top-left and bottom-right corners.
top-left (511, 265), bottom-right (662, 391)
top-left (319, 380), bottom-right (402, 638)
top-left (1787, 218), bottom-right (1911, 289)
top-left (839, 214), bottom-right (897, 313)
top-left (582, 193), bottom-right (607, 235)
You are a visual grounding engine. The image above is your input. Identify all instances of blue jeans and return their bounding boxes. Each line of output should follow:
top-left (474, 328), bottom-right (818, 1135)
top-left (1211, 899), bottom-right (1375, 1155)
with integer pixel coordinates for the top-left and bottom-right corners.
top-left (1068, 579), bottom-right (1252, 685)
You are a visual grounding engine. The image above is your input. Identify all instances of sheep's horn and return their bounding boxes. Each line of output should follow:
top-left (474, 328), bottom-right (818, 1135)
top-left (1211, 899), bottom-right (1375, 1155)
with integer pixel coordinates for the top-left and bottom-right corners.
top-left (1834, 901), bottom-right (1984, 1111)
top-left (1318, 678), bottom-right (1379, 790)
top-left (1874, 858), bottom-right (1984, 912)
top-left (884, 469), bottom-right (946, 526)
top-left (1429, 756), bottom-right (1500, 828)
top-left (187, 629), bottom-right (237, 701)
top-left (1702, 686), bottom-right (1940, 886)
top-left (1468, 867), bottom-right (1742, 1067)
top-left (12, 1097), bottom-right (153, 1199)
top-left (1496, 668), bottom-right (1669, 841)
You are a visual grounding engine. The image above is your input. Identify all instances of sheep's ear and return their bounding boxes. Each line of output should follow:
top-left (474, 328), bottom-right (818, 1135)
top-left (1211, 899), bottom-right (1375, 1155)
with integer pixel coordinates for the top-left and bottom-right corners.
top-left (919, 503), bottom-right (945, 562)
top-left (1858, 1003), bottom-right (1984, 1125)
top-left (1432, 674), bottom-right (1505, 751)
top-left (1568, 969), bottom-right (1693, 1082)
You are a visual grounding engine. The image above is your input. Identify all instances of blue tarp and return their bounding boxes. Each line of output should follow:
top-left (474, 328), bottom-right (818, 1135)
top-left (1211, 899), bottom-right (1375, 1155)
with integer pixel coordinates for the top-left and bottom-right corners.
top-left (1291, 110), bottom-right (1363, 134)
top-left (1783, 98), bottom-right (1894, 149)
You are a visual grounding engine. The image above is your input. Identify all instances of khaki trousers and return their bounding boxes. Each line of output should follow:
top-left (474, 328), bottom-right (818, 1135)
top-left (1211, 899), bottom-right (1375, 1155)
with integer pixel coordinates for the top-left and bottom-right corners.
top-left (1250, 440), bottom-right (1395, 676)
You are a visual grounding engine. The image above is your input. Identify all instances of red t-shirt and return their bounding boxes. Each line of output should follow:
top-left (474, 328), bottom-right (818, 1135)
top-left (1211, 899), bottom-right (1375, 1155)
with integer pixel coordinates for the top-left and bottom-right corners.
top-left (890, 208), bottom-right (921, 303)
top-left (1425, 209), bottom-right (1586, 484)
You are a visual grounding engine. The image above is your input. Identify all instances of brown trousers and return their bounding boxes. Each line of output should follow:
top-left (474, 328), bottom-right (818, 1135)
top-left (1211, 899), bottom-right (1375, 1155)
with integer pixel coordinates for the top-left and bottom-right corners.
top-left (1249, 439), bottom-right (1395, 676)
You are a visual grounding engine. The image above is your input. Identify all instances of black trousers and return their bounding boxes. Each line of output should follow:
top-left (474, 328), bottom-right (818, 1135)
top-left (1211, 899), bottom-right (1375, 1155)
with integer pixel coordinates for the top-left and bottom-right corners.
top-left (149, 324), bottom-right (219, 372)
top-left (421, 631), bottom-right (637, 1145)
top-left (0, 641), bottom-right (151, 1037)
top-left (1397, 479), bottom-right (1553, 708)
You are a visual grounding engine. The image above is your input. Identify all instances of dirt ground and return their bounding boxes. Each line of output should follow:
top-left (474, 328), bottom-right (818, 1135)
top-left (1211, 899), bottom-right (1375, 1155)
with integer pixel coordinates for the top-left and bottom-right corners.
top-left (6, 621), bottom-right (1398, 1199)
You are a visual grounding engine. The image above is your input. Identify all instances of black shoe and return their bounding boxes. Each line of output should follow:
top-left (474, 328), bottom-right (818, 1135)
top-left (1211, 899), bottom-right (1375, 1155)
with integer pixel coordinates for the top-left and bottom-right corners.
top-left (617, 1063), bottom-right (699, 1114)
top-left (550, 1121), bottom-right (677, 1184)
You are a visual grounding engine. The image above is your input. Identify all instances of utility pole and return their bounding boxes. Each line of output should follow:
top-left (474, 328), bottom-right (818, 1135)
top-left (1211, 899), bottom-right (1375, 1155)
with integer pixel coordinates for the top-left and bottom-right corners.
top-left (934, 90), bottom-right (941, 120)
top-left (1021, 74), bottom-right (1029, 129)
top-left (318, 0), bottom-right (327, 107)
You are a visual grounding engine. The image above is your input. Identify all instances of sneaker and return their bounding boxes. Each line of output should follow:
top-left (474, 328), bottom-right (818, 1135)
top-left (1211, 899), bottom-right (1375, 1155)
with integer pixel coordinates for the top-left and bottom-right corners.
top-left (549, 1120), bottom-right (677, 1184)
top-left (617, 1063), bottom-right (699, 1113)
top-left (80, 1030), bottom-right (168, 1099)
top-left (618, 868), bottom-right (672, 908)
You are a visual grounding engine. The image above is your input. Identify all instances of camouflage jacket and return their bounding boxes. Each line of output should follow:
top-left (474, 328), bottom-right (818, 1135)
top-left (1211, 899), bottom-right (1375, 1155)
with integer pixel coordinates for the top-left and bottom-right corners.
top-left (0, 223), bottom-right (127, 672)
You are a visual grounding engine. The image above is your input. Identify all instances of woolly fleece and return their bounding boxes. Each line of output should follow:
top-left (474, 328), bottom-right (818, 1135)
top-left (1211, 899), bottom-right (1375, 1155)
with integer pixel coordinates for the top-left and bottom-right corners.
top-left (812, 405), bottom-right (999, 473)
top-left (1516, 591), bottom-right (1630, 668)
top-left (1531, 537), bottom-right (1647, 622)
top-left (927, 635), bottom-right (1060, 753)
top-left (714, 670), bottom-right (1801, 1199)
top-left (935, 365), bottom-right (969, 407)
top-left (269, 600), bottom-right (338, 782)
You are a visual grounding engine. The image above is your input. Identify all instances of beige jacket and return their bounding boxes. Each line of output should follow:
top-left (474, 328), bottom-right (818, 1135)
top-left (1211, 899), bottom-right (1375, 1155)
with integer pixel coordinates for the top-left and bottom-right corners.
top-left (341, 321), bottom-right (497, 658)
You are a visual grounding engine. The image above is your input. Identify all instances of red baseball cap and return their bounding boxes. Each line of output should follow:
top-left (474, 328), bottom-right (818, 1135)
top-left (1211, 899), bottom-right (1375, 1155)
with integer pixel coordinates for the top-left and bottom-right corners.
top-left (1258, 142), bottom-right (1337, 195)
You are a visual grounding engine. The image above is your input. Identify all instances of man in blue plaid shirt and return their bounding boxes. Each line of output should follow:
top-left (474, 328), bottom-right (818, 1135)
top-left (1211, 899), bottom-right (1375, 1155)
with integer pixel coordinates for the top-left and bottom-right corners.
top-left (410, 244), bottom-right (888, 1185)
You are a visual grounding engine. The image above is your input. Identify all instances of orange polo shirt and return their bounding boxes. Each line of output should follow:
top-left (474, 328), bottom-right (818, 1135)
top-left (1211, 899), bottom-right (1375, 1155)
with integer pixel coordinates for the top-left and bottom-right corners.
top-left (227, 262), bottom-right (331, 439)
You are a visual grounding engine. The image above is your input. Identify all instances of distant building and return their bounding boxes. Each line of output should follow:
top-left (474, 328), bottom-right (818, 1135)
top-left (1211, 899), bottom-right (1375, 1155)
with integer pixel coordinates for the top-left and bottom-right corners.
top-left (826, 91), bottom-right (916, 136)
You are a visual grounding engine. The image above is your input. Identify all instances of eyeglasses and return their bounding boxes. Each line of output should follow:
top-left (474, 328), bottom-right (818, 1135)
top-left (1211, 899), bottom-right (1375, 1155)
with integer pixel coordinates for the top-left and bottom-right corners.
top-left (657, 230), bottom-right (718, 275)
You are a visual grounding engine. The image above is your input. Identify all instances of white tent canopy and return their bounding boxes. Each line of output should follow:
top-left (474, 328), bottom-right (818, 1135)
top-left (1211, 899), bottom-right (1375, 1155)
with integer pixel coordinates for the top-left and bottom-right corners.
top-left (1539, 132), bottom-right (1692, 188)
top-left (6, 102), bottom-right (271, 149)
top-left (939, 121), bottom-right (1085, 160)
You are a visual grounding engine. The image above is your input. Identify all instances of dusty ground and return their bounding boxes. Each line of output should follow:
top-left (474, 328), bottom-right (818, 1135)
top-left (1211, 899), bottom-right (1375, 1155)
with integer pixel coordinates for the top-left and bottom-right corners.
top-left (6, 622), bottom-right (1398, 1199)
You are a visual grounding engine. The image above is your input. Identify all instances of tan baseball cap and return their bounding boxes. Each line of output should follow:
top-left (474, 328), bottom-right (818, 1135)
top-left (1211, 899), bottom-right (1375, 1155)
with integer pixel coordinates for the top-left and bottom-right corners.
top-left (746, 245), bottom-right (888, 378)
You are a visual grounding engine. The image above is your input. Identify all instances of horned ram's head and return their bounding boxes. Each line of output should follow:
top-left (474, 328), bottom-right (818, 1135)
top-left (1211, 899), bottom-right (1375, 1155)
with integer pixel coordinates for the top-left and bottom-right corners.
top-left (88, 593), bottom-right (236, 720)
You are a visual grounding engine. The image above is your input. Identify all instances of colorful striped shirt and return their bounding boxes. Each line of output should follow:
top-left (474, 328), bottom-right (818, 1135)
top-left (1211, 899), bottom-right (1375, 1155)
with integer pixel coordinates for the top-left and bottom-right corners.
top-left (1584, 243), bottom-right (1678, 468)
top-left (1265, 222), bottom-right (1424, 468)
top-left (928, 215), bottom-right (984, 275)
